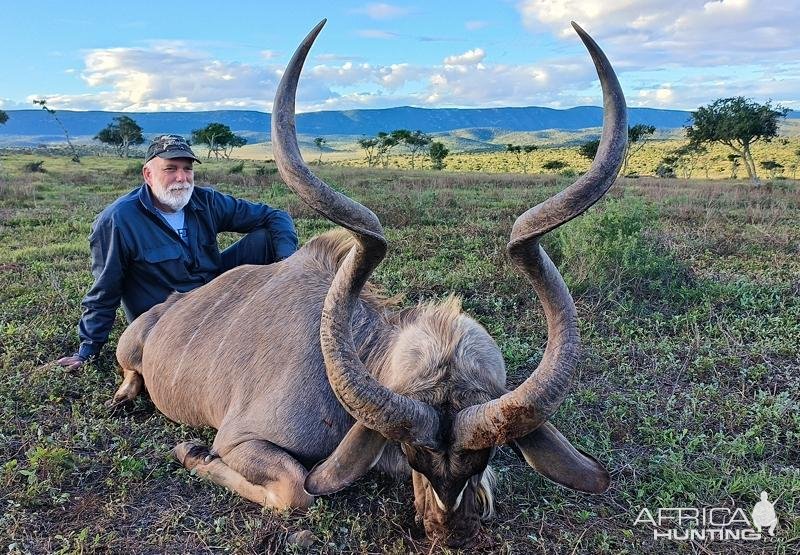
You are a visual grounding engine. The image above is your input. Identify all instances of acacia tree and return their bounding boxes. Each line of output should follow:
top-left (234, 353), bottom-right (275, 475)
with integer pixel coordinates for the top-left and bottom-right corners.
top-left (313, 137), bottom-right (327, 165)
top-left (621, 124), bottom-right (656, 176)
top-left (33, 99), bottom-right (80, 163)
top-left (671, 143), bottom-right (707, 179)
top-left (759, 160), bottom-right (783, 179)
top-left (578, 139), bottom-right (600, 161)
top-left (191, 123), bottom-right (246, 159)
top-left (95, 116), bottom-right (144, 157)
top-left (727, 154), bottom-right (741, 179)
top-left (506, 144), bottom-right (538, 173)
top-left (376, 131), bottom-right (400, 167)
top-left (357, 137), bottom-right (379, 167)
top-left (429, 141), bottom-right (449, 170)
top-left (686, 97), bottom-right (788, 184)
top-left (222, 135), bottom-right (247, 159)
top-left (792, 148), bottom-right (800, 179)
top-left (402, 130), bottom-right (432, 169)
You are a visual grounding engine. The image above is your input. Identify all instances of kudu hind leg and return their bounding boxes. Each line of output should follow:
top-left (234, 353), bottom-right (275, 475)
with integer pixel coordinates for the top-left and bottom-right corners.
top-left (174, 439), bottom-right (313, 510)
top-left (109, 367), bottom-right (144, 407)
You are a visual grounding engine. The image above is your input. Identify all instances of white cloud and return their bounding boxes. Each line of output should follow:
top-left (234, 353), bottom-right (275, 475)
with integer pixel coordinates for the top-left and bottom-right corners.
top-left (516, 0), bottom-right (800, 67)
top-left (22, 5), bottom-right (800, 114)
top-left (465, 20), bottom-right (489, 31)
top-left (356, 29), bottom-right (400, 39)
top-left (636, 85), bottom-right (676, 107)
top-left (444, 48), bottom-right (486, 66)
top-left (356, 3), bottom-right (411, 20)
top-left (260, 50), bottom-right (280, 59)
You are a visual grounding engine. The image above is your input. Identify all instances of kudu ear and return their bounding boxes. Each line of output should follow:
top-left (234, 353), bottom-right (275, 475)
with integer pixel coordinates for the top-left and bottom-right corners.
top-left (304, 423), bottom-right (388, 495)
top-left (511, 422), bottom-right (610, 494)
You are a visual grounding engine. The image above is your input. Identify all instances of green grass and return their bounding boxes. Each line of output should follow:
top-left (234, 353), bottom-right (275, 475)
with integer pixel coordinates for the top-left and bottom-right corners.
top-left (1, 153), bottom-right (798, 554)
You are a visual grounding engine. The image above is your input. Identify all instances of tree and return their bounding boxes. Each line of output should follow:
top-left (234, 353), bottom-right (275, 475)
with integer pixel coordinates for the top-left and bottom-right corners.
top-left (402, 130), bottom-right (432, 169)
top-left (358, 137), bottom-right (379, 167)
top-left (727, 154), bottom-right (741, 179)
top-left (505, 143), bottom-right (538, 173)
top-left (429, 141), bottom-right (449, 170)
top-left (313, 137), bottom-right (327, 165)
top-left (94, 116), bottom-right (145, 158)
top-left (191, 123), bottom-right (246, 159)
top-left (33, 99), bottom-right (80, 163)
top-left (759, 160), bottom-right (783, 179)
top-left (655, 155), bottom-right (677, 178)
top-left (671, 143), bottom-right (707, 179)
top-left (578, 139), bottom-right (600, 161)
top-left (222, 135), bottom-right (247, 159)
top-left (622, 124), bottom-right (656, 176)
top-left (376, 131), bottom-right (400, 167)
top-left (0, 110), bottom-right (8, 126)
top-left (685, 97), bottom-right (788, 184)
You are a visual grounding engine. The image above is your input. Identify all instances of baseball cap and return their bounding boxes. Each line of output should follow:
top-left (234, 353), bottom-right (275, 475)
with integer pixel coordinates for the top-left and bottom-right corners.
top-left (145, 134), bottom-right (202, 164)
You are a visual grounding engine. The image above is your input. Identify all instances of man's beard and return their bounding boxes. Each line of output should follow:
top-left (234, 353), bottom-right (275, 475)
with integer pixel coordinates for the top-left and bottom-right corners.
top-left (154, 183), bottom-right (194, 211)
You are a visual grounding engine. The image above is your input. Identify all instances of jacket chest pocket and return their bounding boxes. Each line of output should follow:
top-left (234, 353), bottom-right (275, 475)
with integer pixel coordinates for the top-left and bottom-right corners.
top-left (142, 243), bottom-right (184, 264)
top-left (136, 242), bottom-right (190, 281)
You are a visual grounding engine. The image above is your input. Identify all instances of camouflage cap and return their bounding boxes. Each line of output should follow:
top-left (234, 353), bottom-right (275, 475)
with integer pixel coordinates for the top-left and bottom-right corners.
top-left (145, 134), bottom-right (202, 164)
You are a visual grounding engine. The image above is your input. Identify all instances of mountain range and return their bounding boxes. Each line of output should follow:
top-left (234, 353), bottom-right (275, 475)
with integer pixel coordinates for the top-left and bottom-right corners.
top-left (2, 106), bottom-right (797, 148)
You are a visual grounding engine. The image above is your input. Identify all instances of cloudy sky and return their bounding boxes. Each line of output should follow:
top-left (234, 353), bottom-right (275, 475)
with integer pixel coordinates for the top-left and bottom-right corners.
top-left (3, 0), bottom-right (797, 113)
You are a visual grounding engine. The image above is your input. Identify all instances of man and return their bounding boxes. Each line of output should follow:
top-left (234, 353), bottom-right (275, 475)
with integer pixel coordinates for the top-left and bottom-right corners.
top-left (58, 134), bottom-right (298, 370)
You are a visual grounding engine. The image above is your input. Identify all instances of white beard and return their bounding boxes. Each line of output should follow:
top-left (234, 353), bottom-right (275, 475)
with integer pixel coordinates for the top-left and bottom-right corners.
top-left (154, 183), bottom-right (194, 212)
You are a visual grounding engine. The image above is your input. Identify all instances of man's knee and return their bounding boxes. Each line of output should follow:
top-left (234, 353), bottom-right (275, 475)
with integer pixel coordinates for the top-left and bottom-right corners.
top-left (220, 228), bottom-right (276, 271)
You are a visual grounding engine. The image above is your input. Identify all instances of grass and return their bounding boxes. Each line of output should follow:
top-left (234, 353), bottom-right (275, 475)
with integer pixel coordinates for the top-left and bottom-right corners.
top-left (1, 153), bottom-right (798, 554)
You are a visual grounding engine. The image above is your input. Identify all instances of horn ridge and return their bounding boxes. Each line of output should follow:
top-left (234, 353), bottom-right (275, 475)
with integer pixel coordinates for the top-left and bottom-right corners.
top-left (453, 22), bottom-right (627, 450)
top-left (272, 20), bottom-right (441, 448)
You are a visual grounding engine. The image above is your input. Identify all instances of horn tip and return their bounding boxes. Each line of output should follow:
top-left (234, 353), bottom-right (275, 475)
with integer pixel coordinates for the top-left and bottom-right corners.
top-left (571, 21), bottom-right (587, 37)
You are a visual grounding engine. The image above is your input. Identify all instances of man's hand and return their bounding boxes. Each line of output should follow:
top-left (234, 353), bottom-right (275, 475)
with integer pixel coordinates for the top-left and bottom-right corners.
top-left (57, 355), bottom-right (86, 371)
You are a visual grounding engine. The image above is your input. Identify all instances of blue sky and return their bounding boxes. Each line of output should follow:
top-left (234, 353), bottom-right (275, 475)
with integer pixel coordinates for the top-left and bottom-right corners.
top-left (3, 1), bottom-right (798, 113)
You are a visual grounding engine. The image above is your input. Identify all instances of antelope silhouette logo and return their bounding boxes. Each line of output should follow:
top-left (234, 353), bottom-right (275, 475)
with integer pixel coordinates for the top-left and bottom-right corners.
top-left (751, 491), bottom-right (778, 536)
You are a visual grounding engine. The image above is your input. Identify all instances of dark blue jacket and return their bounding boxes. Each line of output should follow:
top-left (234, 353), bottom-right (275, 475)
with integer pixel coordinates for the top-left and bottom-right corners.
top-left (77, 183), bottom-right (298, 359)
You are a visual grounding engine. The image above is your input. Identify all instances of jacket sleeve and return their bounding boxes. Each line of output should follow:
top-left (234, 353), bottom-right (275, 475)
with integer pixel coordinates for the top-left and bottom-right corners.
top-left (211, 190), bottom-right (299, 260)
top-left (77, 217), bottom-right (128, 359)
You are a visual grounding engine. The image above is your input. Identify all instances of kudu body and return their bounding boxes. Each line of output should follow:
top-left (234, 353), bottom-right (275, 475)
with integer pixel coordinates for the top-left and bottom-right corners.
top-left (113, 20), bottom-right (627, 546)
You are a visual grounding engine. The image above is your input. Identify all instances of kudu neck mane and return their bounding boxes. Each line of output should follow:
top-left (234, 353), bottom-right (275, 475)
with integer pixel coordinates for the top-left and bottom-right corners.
top-left (307, 229), bottom-right (504, 409)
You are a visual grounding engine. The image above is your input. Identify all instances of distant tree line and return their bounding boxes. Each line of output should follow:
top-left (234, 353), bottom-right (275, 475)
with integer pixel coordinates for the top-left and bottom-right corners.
top-left (357, 129), bottom-right (449, 170)
top-left (92, 118), bottom-right (247, 160)
top-left (7, 95), bottom-right (791, 184)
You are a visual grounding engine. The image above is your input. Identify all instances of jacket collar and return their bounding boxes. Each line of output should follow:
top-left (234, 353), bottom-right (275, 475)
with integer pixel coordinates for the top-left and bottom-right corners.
top-left (138, 182), bottom-right (204, 215)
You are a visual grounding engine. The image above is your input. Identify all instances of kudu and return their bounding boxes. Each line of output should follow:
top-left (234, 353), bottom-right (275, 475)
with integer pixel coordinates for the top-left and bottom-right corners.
top-left (112, 20), bottom-right (627, 547)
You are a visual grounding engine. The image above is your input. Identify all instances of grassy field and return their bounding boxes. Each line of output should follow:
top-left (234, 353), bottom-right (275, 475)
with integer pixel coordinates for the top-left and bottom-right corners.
top-left (1, 154), bottom-right (798, 554)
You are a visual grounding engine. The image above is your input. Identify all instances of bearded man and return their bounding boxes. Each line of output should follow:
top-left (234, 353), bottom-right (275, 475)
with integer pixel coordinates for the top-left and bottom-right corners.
top-left (58, 134), bottom-right (298, 371)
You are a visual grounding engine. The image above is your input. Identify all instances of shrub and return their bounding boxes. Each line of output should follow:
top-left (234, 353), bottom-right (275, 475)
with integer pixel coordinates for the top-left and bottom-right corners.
top-left (228, 161), bottom-right (245, 174)
top-left (255, 165), bottom-right (277, 176)
top-left (548, 197), bottom-right (688, 299)
top-left (123, 162), bottom-right (143, 177)
top-left (22, 161), bottom-right (46, 173)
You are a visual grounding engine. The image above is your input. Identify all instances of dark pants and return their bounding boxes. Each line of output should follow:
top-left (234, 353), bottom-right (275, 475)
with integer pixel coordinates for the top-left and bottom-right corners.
top-left (220, 228), bottom-right (277, 273)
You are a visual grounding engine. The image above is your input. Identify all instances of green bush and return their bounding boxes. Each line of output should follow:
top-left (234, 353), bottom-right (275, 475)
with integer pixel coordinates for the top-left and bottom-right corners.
top-left (123, 162), bottom-right (143, 177)
top-left (22, 160), bottom-right (46, 173)
top-left (228, 161), bottom-right (245, 174)
top-left (548, 197), bottom-right (687, 298)
top-left (255, 165), bottom-right (277, 176)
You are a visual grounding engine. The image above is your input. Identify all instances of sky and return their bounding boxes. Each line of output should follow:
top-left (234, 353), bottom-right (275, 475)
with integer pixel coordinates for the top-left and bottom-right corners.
top-left (2, 0), bottom-right (798, 114)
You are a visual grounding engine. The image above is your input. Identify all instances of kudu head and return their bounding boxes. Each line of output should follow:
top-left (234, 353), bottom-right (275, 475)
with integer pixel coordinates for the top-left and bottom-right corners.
top-left (272, 19), bottom-right (627, 547)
